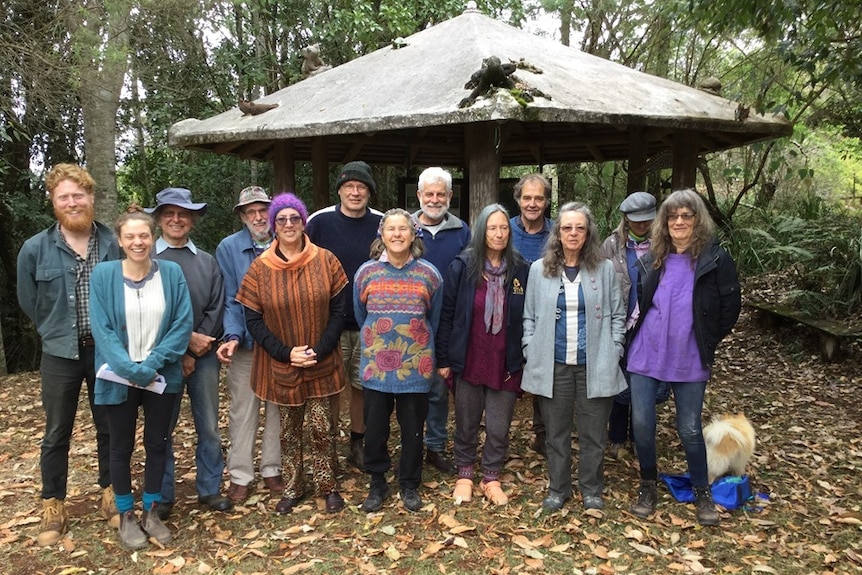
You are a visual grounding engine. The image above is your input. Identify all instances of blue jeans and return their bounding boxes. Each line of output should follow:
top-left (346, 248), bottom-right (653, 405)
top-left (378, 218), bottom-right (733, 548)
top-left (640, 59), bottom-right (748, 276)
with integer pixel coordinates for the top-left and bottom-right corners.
top-left (40, 348), bottom-right (111, 499)
top-left (423, 373), bottom-right (449, 452)
top-left (160, 351), bottom-right (225, 501)
top-left (629, 373), bottom-right (709, 486)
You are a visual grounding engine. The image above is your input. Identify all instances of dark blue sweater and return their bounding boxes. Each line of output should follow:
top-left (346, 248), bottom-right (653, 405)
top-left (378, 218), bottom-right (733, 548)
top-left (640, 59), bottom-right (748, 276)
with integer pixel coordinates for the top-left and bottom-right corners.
top-left (306, 205), bottom-right (382, 330)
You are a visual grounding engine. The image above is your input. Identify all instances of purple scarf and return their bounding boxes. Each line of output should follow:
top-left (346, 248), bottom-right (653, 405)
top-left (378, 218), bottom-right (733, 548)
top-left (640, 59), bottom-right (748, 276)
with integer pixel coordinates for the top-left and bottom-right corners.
top-left (483, 259), bottom-right (507, 334)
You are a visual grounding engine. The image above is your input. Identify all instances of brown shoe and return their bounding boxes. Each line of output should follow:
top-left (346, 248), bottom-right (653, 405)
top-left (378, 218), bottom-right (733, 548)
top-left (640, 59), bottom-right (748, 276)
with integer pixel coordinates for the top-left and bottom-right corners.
top-left (100, 486), bottom-right (120, 529)
top-left (263, 475), bottom-right (284, 492)
top-left (37, 498), bottom-right (68, 547)
top-left (227, 482), bottom-right (250, 503)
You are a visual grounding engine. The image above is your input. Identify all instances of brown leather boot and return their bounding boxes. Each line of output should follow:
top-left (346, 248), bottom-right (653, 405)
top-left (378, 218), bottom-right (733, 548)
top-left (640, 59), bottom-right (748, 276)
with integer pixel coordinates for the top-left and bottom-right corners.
top-left (100, 486), bottom-right (120, 529)
top-left (141, 506), bottom-right (172, 545)
top-left (37, 498), bottom-right (68, 546)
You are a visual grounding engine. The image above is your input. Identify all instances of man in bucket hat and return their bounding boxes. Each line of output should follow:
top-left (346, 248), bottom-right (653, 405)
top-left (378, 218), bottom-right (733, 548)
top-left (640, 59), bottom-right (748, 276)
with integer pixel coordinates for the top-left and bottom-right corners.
top-left (146, 188), bottom-right (232, 517)
top-left (306, 161), bottom-right (383, 472)
top-left (215, 186), bottom-right (284, 503)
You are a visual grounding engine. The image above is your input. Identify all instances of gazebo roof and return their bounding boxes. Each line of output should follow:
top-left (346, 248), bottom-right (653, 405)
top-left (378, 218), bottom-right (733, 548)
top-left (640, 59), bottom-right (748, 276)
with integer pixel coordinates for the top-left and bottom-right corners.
top-left (168, 8), bottom-right (792, 166)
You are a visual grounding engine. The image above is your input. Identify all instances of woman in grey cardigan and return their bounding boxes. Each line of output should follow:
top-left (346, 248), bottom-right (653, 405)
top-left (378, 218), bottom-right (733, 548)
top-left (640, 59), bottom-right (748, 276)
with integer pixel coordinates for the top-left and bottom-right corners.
top-left (522, 202), bottom-right (627, 512)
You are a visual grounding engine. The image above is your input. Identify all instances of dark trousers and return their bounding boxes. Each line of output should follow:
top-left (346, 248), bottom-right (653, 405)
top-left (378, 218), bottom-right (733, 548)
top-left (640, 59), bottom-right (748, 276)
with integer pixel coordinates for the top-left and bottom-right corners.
top-left (363, 388), bottom-right (428, 489)
top-left (105, 386), bottom-right (178, 497)
top-left (608, 401), bottom-right (633, 444)
top-left (39, 348), bottom-right (111, 499)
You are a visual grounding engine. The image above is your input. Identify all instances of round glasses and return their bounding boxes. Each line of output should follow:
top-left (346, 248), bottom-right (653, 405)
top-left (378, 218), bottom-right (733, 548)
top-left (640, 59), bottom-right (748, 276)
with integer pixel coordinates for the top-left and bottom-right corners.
top-left (275, 215), bottom-right (303, 226)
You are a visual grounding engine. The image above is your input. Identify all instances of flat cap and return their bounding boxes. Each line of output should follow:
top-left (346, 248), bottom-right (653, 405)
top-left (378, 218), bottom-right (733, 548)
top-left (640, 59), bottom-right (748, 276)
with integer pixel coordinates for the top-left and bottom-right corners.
top-left (619, 192), bottom-right (656, 222)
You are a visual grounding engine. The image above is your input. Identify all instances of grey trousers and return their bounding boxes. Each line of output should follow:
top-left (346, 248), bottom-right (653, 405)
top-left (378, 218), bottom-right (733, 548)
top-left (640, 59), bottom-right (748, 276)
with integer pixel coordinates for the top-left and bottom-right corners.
top-left (540, 363), bottom-right (614, 500)
top-left (453, 377), bottom-right (517, 474)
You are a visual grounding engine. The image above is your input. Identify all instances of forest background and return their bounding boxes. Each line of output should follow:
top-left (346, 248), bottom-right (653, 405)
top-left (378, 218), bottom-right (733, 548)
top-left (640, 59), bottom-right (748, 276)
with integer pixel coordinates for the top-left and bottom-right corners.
top-left (1, 0), bottom-right (861, 375)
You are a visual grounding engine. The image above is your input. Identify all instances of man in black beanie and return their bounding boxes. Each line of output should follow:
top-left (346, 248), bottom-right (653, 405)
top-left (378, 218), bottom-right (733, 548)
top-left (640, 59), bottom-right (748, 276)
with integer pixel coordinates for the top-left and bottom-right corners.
top-left (306, 161), bottom-right (383, 472)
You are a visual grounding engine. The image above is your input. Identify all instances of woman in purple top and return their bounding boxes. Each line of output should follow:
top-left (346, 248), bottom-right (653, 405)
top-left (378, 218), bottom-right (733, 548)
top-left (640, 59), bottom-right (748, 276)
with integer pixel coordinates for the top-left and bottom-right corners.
top-left (625, 189), bottom-right (741, 526)
top-left (436, 204), bottom-right (529, 507)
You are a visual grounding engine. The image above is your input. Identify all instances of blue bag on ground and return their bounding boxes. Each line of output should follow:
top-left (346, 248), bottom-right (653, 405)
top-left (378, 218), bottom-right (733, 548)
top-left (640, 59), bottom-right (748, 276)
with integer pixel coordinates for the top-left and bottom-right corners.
top-left (659, 473), bottom-right (752, 510)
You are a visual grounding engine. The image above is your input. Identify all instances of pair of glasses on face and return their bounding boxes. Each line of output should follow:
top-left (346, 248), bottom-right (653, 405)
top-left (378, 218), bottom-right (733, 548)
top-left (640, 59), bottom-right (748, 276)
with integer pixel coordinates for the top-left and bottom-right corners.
top-left (243, 207), bottom-right (268, 218)
top-left (667, 212), bottom-right (696, 223)
top-left (275, 215), bottom-right (302, 227)
top-left (561, 225), bottom-right (587, 235)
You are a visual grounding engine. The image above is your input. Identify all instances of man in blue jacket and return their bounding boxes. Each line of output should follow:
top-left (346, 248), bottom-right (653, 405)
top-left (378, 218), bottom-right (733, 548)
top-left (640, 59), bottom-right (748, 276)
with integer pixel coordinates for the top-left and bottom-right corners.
top-left (509, 174), bottom-right (553, 457)
top-left (16, 163), bottom-right (120, 546)
top-left (215, 186), bottom-right (284, 503)
top-left (412, 167), bottom-right (471, 474)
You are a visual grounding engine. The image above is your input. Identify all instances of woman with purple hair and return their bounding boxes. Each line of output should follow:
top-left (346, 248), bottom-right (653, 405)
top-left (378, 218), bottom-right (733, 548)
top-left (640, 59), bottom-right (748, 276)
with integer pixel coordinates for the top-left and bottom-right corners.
top-left (236, 193), bottom-right (348, 514)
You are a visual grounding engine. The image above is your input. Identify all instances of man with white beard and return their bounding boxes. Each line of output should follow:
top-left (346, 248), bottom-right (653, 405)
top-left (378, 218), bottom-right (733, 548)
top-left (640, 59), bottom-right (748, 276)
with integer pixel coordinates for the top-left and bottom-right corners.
top-left (17, 163), bottom-right (120, 546)
top-left (215, 187), bottom-right (284, 503)
top-left (411, 167), bottom-right (471, 474)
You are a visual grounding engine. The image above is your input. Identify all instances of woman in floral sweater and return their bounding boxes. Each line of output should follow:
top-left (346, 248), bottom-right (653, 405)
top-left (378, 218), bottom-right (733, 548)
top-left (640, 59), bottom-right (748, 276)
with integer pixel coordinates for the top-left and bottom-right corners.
top-left (354, 208), bottom-right (443, 513)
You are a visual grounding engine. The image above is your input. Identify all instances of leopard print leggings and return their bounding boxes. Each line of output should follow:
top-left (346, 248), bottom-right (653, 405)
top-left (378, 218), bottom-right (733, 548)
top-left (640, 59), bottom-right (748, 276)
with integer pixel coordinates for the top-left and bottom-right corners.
top-left (279, 396), bottom-right (336, 498)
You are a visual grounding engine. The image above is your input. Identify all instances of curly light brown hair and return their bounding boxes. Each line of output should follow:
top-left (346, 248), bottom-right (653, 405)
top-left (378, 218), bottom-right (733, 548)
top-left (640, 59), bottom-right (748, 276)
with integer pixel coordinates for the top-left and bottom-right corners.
top-left (45, 163), bottom-right (95, 197)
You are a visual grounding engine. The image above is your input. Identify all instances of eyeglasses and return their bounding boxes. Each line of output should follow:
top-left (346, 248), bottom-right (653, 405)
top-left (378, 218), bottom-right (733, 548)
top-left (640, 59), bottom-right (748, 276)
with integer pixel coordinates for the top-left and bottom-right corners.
top-left (243, 207), bottom-right (268, 217)
top-left (560, 225), bottom-right (587, 235)
top-left (667, 212), bottom-right (696, 223)
top-left (275, 215), bottom-right (303, 226)
top-left (341, 183), bottom-right (368, 193)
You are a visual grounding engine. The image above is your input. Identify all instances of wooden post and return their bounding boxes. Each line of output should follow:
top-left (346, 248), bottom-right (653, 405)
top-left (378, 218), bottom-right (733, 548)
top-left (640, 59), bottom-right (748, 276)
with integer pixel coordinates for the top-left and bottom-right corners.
top-left (672, 130), bottom-right (698, 190)
top-left (627, 127), bottom-right (647, 193)
top-left (311, 137), bottom-right (329, 211)
top-left (464, 122), bottom-right (501, 226)
top-left (272, 140), bottom-right (295, 194)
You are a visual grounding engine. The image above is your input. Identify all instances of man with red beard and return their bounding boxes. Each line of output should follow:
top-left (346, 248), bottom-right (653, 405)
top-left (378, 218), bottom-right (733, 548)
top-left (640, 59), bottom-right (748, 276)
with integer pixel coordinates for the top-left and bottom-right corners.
top-left (17, 163), bottom-right (120, 546)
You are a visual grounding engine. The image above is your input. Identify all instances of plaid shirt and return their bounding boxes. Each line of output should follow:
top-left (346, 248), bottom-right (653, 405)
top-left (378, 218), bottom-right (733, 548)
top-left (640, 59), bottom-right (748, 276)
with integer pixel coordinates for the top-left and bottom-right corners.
top-left (60, 224), bottom-right (99, 339)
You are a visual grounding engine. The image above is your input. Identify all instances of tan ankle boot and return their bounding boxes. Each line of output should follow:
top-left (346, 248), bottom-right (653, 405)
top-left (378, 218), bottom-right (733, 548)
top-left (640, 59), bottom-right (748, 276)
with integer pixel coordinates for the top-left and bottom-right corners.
top-left (37, 498), bottom-right (68, 547)
top-left (100, 486), bottom-right (120, 529)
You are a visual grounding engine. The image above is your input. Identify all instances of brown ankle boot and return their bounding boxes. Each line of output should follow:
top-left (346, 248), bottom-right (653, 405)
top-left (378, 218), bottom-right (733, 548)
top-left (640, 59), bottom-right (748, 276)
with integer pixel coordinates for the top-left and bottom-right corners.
top-left (100, 486), bottom-right (120, 529)
top-left (37, 498), bottom-right (68, 546)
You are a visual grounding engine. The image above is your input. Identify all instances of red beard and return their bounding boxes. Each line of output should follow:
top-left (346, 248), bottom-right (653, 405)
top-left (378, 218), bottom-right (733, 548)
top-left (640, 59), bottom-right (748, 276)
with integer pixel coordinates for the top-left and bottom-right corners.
top-left (55, 203), bottom-right (95, 233)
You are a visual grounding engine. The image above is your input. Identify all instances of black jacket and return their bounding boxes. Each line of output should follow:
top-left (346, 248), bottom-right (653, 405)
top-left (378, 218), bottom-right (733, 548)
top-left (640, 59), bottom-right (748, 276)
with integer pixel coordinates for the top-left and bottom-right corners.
top-left (629, 239), bottom-right (741, 368)
top-left (435, 252), bottom-right (530, 377)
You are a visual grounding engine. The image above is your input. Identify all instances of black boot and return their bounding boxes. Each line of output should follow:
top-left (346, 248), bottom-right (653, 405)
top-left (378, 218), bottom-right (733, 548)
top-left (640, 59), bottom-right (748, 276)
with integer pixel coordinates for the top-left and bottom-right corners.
top-left (629, 480), bottom-right (657, 518)
top-left (693, 486), bottom-right (719, 526)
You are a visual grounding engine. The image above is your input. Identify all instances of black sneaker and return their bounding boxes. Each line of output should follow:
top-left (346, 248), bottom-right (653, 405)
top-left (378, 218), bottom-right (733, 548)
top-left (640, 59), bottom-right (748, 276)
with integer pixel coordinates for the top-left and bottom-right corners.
top-left (401, 487), bottom-right (422, 512)
top-left (360, 485), bottom-right (390, 512)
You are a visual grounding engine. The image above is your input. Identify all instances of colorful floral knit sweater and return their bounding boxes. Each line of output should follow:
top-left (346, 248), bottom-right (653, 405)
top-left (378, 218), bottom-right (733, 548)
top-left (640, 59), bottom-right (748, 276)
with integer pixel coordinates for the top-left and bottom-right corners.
top-left (353, 257), bottom-right (443, 394)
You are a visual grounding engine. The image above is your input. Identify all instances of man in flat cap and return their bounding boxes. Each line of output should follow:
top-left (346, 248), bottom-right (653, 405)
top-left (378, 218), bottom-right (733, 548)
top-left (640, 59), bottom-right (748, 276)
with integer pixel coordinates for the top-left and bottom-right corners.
top-left (216, 186), bottom-right (284, 503)
top-left (146, 188), bottom-right (232, 517)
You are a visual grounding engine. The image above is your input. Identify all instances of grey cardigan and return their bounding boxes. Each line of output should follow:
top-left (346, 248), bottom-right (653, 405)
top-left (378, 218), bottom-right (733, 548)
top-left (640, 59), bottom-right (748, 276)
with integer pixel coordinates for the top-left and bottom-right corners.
top-left (521, 258), bottom-right (627, 399)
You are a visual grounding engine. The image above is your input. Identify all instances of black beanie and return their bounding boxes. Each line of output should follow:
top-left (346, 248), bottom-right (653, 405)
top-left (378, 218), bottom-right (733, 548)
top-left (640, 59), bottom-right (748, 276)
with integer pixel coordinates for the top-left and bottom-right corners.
top-left (335, 161), bottom-right (377, 195)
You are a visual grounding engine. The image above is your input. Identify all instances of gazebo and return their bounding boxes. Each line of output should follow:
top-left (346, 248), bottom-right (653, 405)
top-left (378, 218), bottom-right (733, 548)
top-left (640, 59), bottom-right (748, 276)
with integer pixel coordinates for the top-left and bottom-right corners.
top-left (169, 6), bottom-right (792, 218)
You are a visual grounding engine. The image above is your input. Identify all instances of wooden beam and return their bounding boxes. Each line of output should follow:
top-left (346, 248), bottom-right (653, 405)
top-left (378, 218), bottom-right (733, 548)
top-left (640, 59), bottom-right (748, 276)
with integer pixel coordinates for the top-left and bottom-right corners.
top-left (672, 130), bottom-right (698, 190)
top-left (273, 140), bottom-right (295, 194)
top-left (311, 137), bottom-right (329, 211)
top-left (464, 122), bottom-right (502, 225)
top-left (627, 126), bottom-right (647, 193)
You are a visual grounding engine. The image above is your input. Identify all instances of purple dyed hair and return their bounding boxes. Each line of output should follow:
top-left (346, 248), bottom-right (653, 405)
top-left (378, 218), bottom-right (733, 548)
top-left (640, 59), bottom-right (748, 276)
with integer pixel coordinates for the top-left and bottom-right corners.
top-left (268, 192), bottom-right (309, 230)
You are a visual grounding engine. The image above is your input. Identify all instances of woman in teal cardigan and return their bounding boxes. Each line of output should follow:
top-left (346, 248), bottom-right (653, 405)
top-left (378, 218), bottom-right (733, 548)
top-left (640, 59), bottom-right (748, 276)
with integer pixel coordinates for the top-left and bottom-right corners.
top-left (90, 206), bottom-right (192, 549)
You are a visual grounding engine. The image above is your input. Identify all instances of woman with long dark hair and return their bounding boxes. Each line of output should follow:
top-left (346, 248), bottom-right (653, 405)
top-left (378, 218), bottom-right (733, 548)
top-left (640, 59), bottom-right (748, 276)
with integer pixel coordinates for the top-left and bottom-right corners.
top-left (436, 204), bottom-right (529, 506)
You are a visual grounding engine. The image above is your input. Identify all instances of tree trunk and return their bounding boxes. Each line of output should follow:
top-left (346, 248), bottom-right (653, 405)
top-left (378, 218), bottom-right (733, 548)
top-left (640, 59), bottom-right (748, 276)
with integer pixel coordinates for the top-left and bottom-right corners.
top-left (66, 0), bottom-right (131, 224)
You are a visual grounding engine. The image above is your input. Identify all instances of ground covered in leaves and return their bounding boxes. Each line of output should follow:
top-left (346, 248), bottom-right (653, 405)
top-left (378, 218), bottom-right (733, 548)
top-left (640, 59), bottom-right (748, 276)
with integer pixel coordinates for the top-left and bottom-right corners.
top-left (1, 289), bottom-right (860, 575)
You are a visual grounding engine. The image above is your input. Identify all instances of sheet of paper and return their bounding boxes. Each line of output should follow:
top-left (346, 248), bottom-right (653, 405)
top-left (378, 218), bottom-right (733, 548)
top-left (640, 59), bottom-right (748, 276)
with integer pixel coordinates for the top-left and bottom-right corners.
top-left (97, 363), bottom-right (166, 394)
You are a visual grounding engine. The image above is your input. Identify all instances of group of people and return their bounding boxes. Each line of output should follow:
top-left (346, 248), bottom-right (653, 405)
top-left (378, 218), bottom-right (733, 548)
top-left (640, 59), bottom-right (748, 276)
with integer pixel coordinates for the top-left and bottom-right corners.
top-left (17, 160), bottom-right (741, 550)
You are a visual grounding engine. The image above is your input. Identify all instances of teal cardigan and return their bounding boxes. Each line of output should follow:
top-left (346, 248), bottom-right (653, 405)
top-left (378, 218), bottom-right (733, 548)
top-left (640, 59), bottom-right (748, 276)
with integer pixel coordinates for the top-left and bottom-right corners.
top-left (90, 259), bottom-right (193, 405)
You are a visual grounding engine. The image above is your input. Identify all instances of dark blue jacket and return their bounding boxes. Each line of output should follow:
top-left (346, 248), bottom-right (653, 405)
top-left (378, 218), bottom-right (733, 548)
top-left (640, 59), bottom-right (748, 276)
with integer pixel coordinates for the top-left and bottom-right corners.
top-left (630, 239), bottom-right (741, 368)
top-left (436, 251), bottom-right (530, 376)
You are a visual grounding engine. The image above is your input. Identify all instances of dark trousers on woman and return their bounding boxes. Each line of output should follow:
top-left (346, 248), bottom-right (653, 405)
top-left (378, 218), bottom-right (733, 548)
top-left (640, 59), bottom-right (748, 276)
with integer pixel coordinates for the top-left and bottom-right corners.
top-left (453, 377), bottom-right (517, 474)
top-left (39, 347), bottom-right (112, 499)
top-left (363, 389), bottom-right (428, 489)
top-left (105, 386), bottom-right (177, 497)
